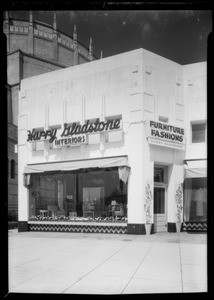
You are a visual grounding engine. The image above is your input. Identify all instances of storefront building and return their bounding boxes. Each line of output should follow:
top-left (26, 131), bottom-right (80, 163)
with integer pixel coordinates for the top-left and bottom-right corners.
top-left (18, 49), bottom-right (207, 234)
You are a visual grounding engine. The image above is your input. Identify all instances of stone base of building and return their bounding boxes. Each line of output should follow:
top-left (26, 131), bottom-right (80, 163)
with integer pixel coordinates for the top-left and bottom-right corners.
top-left (183, 221), bottom-right (207, 232)
top-left (127, 223), bottom-right (154, 234)
top-left (18, 221), bottom-right (29, 232)
top-left (167, 222), bottom-right (185, 232)
top-left (167, 222), bottom-right (176, 232)
top-left (18, 221), bottom-right (207, 234)
top-left (28, 222), bottom-right (127, 234)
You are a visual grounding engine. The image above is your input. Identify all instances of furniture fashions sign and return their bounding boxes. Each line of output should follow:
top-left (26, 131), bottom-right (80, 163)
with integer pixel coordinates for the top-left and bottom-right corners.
top-left (145, 120), bottom-right (185, 150)
top-left (27, 118), bottom-right (122, 147)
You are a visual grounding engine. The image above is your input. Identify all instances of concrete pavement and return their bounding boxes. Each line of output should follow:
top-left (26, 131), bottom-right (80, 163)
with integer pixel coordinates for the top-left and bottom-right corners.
top-left (8, 229), bottom-right (207, 294)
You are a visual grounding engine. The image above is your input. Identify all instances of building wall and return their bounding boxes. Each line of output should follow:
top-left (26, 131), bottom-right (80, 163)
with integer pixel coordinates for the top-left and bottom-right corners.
top-left (7, 51), bottom-right (21, 86)
top-left (142, 49), bottom-right (184, 126)
top-left (18, 49), bottom-right (204, 228)
top-left (22, 54), bottom-right (64, 80)
top-left (183, 62), bottom-right (207, 160)
top-left (8, 123), bottom-right (18, 211)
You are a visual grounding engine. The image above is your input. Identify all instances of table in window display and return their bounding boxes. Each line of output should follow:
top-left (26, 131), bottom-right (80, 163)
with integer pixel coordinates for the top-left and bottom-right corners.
top-left (39, 210), bottom-right (49, 218)
top-left (83, 211), bottom-right (94, 218)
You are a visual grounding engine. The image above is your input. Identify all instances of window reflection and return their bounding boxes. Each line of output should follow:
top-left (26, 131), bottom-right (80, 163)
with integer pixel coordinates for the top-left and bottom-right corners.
top-left (29, 167), bottom-right (128, 221)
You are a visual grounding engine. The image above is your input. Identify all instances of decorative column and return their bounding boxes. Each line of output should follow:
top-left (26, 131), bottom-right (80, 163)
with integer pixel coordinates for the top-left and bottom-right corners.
top-left (28, 11), bottom-right (34, 54)
top-left (73, 24), bottom-right (78, 66)
top-left (53, 13), bottom-right (58, 61)
top-left (4, 11), bottom-right (10, 52)
top-left (89, 37), bottom-right (93, 61)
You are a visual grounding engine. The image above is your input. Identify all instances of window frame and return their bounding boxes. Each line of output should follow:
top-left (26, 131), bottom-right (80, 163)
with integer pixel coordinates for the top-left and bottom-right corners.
top-left (11, 159), bottom-right (15, 179)
top-left (105, 114), bottom-right (122, 143)
top-left (158, 116), bottom-right (168, 123)
top-left (191, 121), bottom-right (207, 144)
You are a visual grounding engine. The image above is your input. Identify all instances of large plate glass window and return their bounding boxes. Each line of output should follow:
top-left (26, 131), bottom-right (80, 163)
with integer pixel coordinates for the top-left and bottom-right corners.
top-left (28, 167), bottom-right (128, 221)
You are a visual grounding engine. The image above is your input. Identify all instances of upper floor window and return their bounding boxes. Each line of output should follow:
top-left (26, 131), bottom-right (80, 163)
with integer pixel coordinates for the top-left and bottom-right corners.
top-left (159, 116), bottom-right (168, 123)
top-left (192, 123), bottom-right (206, 143)
top-left (154, 167), bottom-right (164, 183)
top-left (11, 159), bottom-right (15, 179)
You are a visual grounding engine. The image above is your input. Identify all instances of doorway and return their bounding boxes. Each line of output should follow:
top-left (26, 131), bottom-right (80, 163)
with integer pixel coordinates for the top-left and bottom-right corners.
top-left (154, 186), bottom-right (167, 232)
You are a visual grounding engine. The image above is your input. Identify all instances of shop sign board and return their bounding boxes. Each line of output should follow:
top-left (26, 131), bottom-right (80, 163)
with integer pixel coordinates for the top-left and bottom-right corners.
top-left (53, 134), bottom-right (87, 148)
top-left (145, 119), bottom-right (185, 150)
top-left (27, 118), bottom-right (122, 148)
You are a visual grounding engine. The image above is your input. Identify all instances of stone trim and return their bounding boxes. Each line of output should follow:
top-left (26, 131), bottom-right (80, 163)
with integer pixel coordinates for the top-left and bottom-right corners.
top-left (183, 221), bottom-right (207, 232)
top-left (127, 223), bottom-right (154, 235)
top-left (28, 222), bottom-right (127, 234)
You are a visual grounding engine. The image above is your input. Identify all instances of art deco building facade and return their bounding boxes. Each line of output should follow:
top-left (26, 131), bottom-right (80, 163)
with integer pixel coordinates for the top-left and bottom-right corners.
top-left (18, 49), bottom-right (207, 234)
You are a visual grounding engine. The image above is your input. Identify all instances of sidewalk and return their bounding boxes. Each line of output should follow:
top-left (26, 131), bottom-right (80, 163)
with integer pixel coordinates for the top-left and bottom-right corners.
top-left (8, 230), bottom-right (207, 294)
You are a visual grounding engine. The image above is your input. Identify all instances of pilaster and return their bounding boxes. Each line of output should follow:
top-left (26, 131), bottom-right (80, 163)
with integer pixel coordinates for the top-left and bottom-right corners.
top-left (4, 11), bottom-right (10, 52)
top-left (89, 37), bottom-right (93, 61)
top-left (28, 11), bottom-right (34, 54)
top-left (53, 13), bottom-right (58, 61)
top-left (73, 24), bottom-right (78, 66)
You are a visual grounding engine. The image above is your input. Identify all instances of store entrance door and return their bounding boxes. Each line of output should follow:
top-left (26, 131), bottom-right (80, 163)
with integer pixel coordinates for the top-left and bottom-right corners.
top-left (154, 187), bottom-right (167, 232)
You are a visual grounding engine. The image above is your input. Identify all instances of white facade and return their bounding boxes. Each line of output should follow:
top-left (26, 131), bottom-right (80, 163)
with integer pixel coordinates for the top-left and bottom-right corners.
top-left (18, 49), bottom-right (207, 233)
top-left (183, 62), bottom-right (207, 160)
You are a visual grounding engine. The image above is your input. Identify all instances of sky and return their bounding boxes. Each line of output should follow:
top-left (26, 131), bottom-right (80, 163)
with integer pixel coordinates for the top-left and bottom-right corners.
top-left (10, 9), bottom-right (212, 65)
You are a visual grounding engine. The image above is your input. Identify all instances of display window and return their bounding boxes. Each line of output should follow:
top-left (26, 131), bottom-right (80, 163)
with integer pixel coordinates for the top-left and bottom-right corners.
top-left (28, 167), bottom-right (128, 221)
top-left (183, 177), bottom-right (207, 222)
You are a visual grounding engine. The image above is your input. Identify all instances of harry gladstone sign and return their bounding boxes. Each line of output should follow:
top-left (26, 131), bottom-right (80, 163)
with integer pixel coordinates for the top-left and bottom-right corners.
top-left (27, 118), bottom-right (122, 148)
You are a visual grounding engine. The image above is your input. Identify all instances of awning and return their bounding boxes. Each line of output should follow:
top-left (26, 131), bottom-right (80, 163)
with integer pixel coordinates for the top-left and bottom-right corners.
top-left (23, 156), bottom-right (129, 174)
top-left (184, 159), bottom-right (207, 178)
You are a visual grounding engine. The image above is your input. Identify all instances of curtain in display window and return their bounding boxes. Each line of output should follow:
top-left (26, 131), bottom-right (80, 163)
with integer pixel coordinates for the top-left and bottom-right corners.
top-left (183, 178), bottom-right (192, 222)
top-left (57, 180), bottom-right (64, 211)
top-left (183, 178), bottom-right (207, 222)
top-left (118, 166), bottom-right (130, 184)
top-left (23, 174), bottom-right (32, 188)
top-left (194, 188), bottom-right (204, 216)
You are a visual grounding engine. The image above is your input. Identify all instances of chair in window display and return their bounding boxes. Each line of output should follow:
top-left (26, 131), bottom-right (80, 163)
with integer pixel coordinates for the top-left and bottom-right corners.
top-left (109, 200), bottom-right (117, 217)
top-left (99, 210), bottom-right (108, 218)
top-left (109, 200), bottom-right (126, 217)
top-left (47, 204), bottom-right (60, 217)
top-left (69, 212), bottom-right (77, 218)
top-left (114, 204), bottom-right (125, 217)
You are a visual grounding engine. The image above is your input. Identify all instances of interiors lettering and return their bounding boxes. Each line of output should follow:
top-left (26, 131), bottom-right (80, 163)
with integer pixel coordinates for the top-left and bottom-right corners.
top-left (55, 135), bottom-right (86, 147)
top-left (150, 121), bottom-right (184, 143)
